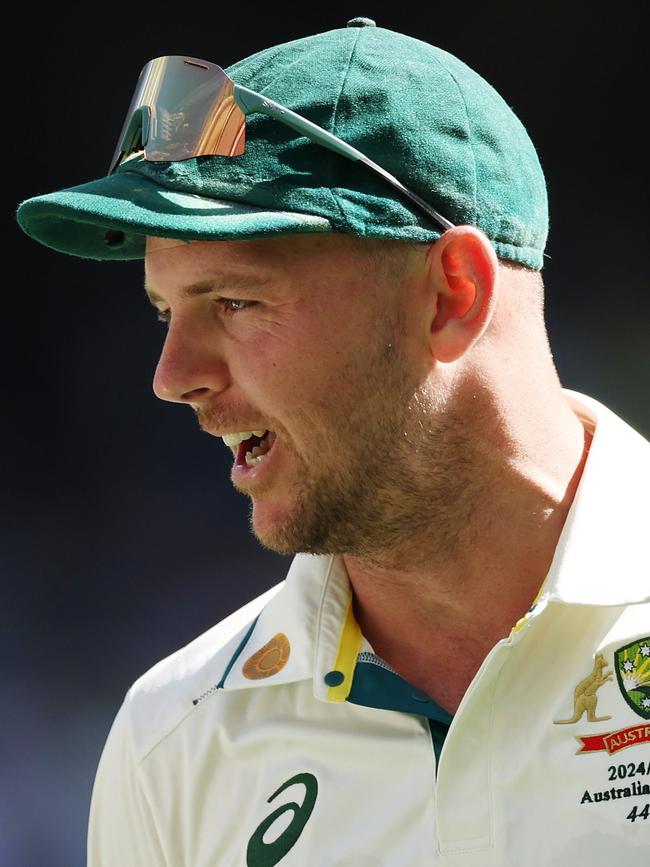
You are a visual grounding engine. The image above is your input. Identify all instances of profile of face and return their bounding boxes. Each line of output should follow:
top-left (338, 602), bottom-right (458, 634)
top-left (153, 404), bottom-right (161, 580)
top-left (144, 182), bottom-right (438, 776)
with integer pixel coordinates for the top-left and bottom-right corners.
top-left (144, 232), bottom-right (466, 561)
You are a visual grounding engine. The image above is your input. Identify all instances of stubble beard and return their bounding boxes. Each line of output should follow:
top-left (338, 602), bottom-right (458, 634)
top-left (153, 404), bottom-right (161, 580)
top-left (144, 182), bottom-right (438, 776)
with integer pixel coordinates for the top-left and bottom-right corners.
top-left (251, 324), bottom-right (477, 570)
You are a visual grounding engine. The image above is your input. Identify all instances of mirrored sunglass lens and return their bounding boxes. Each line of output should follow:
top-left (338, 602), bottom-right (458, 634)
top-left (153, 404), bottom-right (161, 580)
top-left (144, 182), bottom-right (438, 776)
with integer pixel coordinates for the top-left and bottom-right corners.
top-left (109, 56), bottom-right (246, 174)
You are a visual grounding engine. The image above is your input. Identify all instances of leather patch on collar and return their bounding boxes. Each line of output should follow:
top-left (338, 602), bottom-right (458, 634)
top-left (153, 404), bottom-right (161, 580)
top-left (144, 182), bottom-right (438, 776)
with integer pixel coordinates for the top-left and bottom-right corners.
top-left (243, 633), bottom-right (291, 679)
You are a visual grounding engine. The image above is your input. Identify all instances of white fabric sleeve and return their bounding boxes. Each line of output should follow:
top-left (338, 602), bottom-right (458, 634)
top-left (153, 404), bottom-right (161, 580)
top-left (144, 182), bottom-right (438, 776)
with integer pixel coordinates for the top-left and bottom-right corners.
top-left (87, 689), bottom-right (167, 867)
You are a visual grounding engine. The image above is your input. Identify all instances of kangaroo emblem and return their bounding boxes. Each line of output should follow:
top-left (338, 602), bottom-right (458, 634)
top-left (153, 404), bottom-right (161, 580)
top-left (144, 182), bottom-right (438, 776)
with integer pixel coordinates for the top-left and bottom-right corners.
top-left (554, 653), bottom-right (613, 725)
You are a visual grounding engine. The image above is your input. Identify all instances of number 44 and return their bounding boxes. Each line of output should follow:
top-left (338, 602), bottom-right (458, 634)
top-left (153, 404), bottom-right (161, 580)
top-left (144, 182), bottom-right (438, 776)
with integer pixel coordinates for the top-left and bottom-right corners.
top-left (626, 803), bottom-right (649, 822)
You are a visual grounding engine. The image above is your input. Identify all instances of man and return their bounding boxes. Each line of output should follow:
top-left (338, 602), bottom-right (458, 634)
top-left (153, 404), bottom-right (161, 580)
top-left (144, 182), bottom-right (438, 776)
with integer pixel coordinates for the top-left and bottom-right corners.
top-left (15, 17), bottom-right (648, 867)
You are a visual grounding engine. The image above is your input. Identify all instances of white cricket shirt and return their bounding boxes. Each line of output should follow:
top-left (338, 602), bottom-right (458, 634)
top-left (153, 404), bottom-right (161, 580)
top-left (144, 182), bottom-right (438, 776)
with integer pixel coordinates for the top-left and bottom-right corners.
top-left (87, 390), bottom-right (650, 866)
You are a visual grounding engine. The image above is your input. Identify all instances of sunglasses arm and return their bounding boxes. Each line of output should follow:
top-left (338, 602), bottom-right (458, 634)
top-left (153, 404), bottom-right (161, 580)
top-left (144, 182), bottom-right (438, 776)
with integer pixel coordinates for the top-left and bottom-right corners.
top-left (234, 84), bottom-right (454, 232)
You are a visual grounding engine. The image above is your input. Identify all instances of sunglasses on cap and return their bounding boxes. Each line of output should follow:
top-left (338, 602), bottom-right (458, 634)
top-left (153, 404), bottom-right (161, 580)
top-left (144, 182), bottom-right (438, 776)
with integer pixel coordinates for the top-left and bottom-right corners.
top-left (108, 55), bottom-right (455, 233)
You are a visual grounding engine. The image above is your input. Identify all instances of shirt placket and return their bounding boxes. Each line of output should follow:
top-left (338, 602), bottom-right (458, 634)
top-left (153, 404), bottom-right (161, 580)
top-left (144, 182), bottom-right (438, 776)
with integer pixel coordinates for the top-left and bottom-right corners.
top-left (434, 637), bottom-right (512, 856)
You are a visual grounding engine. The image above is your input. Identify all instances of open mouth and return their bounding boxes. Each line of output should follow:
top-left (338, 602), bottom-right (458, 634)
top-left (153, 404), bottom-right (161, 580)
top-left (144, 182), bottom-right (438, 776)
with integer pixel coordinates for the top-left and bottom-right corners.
top-left (220, 428), bottom-right (280, 484)
top-left (235, 430), bottom-right (277, 469)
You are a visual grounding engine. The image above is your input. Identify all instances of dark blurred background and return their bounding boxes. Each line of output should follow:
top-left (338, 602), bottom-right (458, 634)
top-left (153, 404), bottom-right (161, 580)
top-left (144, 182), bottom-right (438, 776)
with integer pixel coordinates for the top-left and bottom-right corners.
top-left (4, 3), bottom-right (648, 865)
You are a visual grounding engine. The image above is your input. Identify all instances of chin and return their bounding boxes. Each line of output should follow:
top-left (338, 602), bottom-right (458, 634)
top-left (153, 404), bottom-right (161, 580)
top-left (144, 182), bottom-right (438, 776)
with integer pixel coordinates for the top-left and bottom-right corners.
top-left (248, 494), bottom-right (337, 556)
top-left (248, 497), bottom-right (304, 555)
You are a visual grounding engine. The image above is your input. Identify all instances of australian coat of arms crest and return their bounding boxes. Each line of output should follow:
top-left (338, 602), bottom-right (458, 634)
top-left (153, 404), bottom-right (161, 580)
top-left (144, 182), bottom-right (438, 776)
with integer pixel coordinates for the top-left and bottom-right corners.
top-left (615, 637), bottom-right (650, 720)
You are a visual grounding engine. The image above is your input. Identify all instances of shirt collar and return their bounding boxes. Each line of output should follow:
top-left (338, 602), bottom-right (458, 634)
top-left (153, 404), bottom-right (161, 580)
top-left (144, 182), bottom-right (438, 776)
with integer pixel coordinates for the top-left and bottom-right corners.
top-left (220, 389), bottom-right (649, 696)
top-left (541, 389), bottom-right (649, 606)
top-left (219, 551), bottom-right (346, 696)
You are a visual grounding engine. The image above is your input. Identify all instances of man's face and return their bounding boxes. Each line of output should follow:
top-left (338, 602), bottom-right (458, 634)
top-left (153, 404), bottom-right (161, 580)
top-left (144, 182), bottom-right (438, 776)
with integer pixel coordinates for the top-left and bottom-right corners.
top-left (145, 233), bottom-right (447, 559)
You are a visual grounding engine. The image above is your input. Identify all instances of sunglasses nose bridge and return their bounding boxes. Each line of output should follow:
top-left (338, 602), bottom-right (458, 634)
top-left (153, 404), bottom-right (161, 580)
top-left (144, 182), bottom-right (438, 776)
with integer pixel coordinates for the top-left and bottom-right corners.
top-left (110, 105), bottom-right (151, 174)
top-left (141, 105), bottom-right (151, 147)
top-left (126, 105), bottom-right (151, 149)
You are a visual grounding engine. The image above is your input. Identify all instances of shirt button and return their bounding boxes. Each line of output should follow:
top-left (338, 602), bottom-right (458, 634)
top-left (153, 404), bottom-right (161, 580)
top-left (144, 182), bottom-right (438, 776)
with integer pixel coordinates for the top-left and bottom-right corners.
top-left (411, 690), bottom-right (432, 703)
top-left (346, 17), bottom-right (376, 27)
top-left (324, 670), bottom-right (345, 686)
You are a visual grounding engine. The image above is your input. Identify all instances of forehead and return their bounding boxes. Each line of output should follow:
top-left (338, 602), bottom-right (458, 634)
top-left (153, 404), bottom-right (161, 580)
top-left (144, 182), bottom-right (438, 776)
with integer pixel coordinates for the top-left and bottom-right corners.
top-left (144, 234), bottom-right (334, 269)
top-left (143, 233), bottom-right (382, 288)
top-left (144, 232), bottom-right (389, 261)
top-left (143, 236), bottom-right (291, 302)
top-left (142, 233), bottom-right (412, 316)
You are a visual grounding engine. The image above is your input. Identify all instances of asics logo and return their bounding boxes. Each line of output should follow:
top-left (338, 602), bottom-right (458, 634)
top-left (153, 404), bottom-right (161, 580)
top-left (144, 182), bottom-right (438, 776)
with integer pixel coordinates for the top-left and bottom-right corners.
top-left (246, 772), bottom-right (318, 866)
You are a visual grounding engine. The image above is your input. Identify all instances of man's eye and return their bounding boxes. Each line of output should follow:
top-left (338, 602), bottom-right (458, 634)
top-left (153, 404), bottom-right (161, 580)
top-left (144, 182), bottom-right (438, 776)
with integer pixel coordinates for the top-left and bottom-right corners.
top-left (217, 298), bottom-right (257, 315)
top-left (155, 298), bottom-right (257, 326)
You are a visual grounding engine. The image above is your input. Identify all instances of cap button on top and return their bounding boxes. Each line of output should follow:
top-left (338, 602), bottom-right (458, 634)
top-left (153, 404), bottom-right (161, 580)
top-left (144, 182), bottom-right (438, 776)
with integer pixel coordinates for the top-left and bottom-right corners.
top-left (346, 17), bottom-right (376, 27)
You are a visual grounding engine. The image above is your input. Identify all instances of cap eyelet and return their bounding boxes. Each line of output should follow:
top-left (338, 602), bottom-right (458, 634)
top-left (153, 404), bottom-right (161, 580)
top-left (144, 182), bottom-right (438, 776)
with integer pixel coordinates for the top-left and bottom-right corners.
top-left (104, 229), bottom-right (125, 247)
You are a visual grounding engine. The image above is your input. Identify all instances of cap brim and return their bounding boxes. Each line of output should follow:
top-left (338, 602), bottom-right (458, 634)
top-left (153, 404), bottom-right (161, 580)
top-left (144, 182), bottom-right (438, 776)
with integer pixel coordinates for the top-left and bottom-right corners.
top-left (15, 169), bottom-right (333, 261)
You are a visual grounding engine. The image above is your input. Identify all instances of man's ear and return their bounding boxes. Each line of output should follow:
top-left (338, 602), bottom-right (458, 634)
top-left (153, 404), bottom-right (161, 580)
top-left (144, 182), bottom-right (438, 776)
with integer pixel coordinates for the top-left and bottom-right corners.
top-left (425, 226), bottom-right (498, 363)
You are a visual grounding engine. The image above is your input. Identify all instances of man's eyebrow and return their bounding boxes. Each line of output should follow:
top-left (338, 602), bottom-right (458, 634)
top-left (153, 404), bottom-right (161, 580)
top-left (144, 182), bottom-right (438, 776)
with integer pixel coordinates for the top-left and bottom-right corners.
top-left (144, 274), bottom-right (272, 304)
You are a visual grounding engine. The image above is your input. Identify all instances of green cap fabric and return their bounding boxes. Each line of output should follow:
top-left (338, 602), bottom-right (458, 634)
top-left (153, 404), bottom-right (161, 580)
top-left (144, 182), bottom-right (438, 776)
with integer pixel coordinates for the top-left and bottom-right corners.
top-left (15, 18), bottom-right (548, 269)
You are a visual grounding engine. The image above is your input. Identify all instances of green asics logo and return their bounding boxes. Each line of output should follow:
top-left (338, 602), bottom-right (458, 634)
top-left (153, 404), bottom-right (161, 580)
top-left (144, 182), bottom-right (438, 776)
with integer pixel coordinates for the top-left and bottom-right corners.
top-left (246, 772), bottom-right (318, 866)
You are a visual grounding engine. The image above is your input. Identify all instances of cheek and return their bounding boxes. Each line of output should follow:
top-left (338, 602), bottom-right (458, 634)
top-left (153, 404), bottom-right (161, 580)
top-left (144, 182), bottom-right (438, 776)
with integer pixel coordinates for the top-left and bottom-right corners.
top-left (229, 300), bottom-right (376, 432)
top-left (236, 311), bottom-right (350, 393)
top-left (225, 328), bottom-right (321, 421)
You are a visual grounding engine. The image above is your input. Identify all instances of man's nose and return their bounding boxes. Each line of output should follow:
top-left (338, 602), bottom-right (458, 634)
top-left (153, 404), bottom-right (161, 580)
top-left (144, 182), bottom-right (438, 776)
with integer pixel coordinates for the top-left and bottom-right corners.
top-left (152, 319), bottom-right (230, 404)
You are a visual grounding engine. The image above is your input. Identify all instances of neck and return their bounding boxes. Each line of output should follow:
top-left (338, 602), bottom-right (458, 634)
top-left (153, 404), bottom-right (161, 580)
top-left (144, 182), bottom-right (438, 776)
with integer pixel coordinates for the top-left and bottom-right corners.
top-left (341, 385), bottom-right (592, 709)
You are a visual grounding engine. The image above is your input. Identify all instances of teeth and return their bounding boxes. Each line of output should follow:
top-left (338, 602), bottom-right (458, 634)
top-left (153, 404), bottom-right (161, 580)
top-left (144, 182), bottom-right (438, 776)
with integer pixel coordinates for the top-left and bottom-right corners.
top-left (222, 429), bottom-right (268, 447)
top-left (243, 437), bottom-right (272, 467)
top-left (245, 452), bottom-right (267, 467)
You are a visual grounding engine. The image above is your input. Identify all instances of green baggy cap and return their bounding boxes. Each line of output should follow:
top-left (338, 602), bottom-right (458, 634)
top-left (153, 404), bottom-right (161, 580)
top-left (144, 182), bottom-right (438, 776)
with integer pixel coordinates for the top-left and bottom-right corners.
top-left (15, 18), bottom-right (548, 269)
